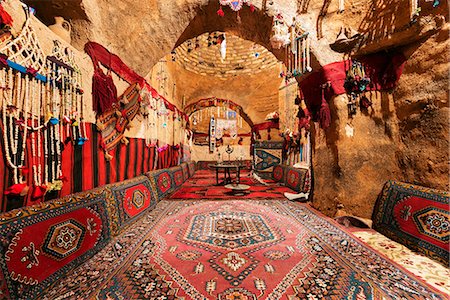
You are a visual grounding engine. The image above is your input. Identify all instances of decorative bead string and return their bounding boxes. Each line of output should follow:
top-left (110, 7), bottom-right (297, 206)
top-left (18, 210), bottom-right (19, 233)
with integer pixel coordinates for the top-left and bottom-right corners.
top-left (0, 51), bottom-right (84, 195)
top-left (411, 0), bottom-right (419, 18)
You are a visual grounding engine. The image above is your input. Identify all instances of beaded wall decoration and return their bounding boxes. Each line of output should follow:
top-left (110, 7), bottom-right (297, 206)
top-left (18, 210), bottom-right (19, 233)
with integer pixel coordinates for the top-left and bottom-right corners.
top-left (0, 16), bottom-right (85, 198)
top-left (217, 0), bottom-right (255, 18)
top-left (281, 18), bottom-right (312, 81)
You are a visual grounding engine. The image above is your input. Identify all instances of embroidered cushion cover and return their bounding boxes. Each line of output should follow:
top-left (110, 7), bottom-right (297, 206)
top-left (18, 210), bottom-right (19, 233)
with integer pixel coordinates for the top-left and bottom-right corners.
top-left (109, 175), bottom-right (159, 231)
top-left (0, 188), bottom-right (115, 299)
top-left (372, 181), bottom-right (449, 265)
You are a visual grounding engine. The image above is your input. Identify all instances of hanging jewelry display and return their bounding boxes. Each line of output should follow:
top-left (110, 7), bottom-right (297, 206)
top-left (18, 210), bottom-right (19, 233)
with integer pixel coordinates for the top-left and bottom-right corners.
top-left (1, 68), bottom-right (28, 195)
top-left (410, 0), bottom-right (420, 19)
top-left (282, 17), bottom-right (312, 82)
top-left (343, 60), bottom-right (371, 118)
top-left (45, 40), bottom-right (85, 191)
top-left (0, 14), bottom-right (87, 198)
top-left (0, 15), bottom-right (47, 197)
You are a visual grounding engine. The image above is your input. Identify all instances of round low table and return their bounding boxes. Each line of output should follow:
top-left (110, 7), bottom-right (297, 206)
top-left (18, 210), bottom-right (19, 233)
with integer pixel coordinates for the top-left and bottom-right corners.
top-left (224, 184), bottom-right (250, 196)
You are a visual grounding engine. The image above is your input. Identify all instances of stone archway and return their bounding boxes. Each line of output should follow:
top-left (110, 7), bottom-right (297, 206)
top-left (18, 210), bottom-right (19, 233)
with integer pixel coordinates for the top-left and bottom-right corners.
top-left (185, 97), bottom-right (254, 128)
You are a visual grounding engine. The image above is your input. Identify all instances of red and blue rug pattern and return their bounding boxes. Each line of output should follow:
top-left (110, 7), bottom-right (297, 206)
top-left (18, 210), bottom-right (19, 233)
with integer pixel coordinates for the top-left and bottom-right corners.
top-left (169, 170), bottom-right (294, 200)
top-left (110, 175), bottom-right (159, 229)
top-left (372, 181), bottom-right (449, 265)
top-left (42, 200), bottom-right (447, 299)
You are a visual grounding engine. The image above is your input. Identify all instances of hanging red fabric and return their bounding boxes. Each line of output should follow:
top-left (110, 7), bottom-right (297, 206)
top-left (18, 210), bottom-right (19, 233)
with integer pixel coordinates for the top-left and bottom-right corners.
top-left (299, 51), bottom-right (407, 128)
top-left (85, 43), bottom-right (118, 115)
top-left (0, 4), bottom-right (13, 27)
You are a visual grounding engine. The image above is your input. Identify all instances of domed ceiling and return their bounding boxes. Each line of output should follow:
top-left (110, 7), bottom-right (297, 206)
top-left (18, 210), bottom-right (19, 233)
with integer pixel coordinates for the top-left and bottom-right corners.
top-left (174, 32), bottom-right (280, 78)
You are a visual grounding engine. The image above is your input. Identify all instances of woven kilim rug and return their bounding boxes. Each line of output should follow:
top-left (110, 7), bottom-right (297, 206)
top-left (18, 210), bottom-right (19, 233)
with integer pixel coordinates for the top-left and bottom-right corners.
top-left (170, 171), bottom-right (293, 200)
top-left (41, 200), bottom-right (447, 299)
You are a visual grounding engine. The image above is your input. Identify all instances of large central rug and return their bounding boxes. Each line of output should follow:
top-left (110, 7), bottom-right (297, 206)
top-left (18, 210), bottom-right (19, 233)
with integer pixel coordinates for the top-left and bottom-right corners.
top-left (42, 200), bottom-right (447, 299)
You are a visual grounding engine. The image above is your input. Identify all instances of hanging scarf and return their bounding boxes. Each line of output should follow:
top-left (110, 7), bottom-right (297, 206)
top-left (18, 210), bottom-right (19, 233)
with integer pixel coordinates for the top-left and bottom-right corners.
top-left (92, 68), bottom-right (117, 115)
top-left (85, 43), bottom-right (118, 115)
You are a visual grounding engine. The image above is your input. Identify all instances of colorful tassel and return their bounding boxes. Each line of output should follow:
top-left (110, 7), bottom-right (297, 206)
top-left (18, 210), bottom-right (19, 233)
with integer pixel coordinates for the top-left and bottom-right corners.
top-left (360, 96), bottom-right (372, 109)
top-left (105, 151), bottom-right (113, 161)
top-left (217, 6), bottom-right (225, 17)
top-left (31, 185), bottom-right (47, 200)
top-left (319, 96), bottom-right (331, 129)
top-left (0, 5), bottom-right (13, 27)
top-left (92, 68), bottom-right (118, 115)
top-left (5, 183), bottom-right (29, 196)
top-left (121, 137), bottom-right (129, 145)
top-left (49, 117), bottom-right (59, 125)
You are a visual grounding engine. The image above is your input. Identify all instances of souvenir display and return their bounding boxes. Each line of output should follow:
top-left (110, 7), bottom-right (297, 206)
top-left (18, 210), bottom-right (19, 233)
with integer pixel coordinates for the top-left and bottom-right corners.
top-left (279, 17), bottom-right (312, 81)
top-left (0, 16), bottom-right (84, 198)
top-left (344, 60), bottom-right (371, 117)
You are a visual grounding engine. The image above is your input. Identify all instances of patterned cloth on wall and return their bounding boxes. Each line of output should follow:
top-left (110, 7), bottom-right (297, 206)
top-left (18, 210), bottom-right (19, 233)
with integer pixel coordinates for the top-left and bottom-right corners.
top-left (216, 119), bottom-right (238, 139)
top-left (97, 84), bottom-right (141, 153)
top-left (254, 141), bottom-right (283, 174)
top-left (372, 181), bottom-right (449, 265)
top-left (0, 187), bottom-right (116, 299)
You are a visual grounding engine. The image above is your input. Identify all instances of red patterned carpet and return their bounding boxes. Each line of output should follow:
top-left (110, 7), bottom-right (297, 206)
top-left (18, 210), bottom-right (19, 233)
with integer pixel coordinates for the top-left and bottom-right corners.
top-left (43, 199), bottom-right (447, 299)
top-left (170, 170), bottom-right (293, 200)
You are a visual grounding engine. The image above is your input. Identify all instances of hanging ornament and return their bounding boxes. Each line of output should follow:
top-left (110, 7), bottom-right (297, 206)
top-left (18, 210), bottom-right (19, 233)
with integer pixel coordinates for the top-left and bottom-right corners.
top-left (217, 6), bottom-right (225, 17)
top-left (219, 34), bottom-right (227, 61)
top-left (410, 0), bottom-right (420, 19)
top-left (360, 95), bottom-right (372, 110)
top-left (345, 123), bottom-right (354, 137)
top-left (347, 95), bottom-right (357, 117)
top-left (219, 0), bottom-right (250, 13)
top-left (270, 14), bottom-right (290, 49)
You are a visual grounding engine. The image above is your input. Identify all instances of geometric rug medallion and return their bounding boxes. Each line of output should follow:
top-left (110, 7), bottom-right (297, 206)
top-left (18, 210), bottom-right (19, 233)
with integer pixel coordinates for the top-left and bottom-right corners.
top-left (41, 200), bottom-right (448, 299)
